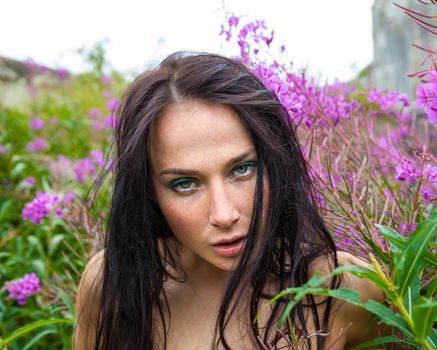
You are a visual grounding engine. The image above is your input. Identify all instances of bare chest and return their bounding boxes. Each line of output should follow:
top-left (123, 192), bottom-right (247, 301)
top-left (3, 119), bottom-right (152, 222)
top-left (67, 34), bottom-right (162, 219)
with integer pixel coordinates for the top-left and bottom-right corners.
top-left (155, 295), bottom-right (348, 350)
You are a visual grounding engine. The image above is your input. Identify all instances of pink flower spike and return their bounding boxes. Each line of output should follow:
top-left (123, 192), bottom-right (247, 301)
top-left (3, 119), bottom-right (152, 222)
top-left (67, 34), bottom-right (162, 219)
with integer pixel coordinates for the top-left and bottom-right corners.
top-left (0, 144), bottom-right (6, 154)
top-left (26, 138), bottom-right (48, 152)
top-left (24, 58), bottom-right (37, 70)
top-left (21, 192), bottom-right (60, 224)
top-left (228, 15), bottom-right (239, 28)
top-left (63, 191), bottom-right (76, 205)
top-left (104, 114), bottom-right (119, 128)
top-left (88, 108), bottom-right (102, 118)
top-left (29, 115), bottom-right (45, 129)
top-left (106, 98), bottom-right (119, 112)
top-left (57, 68), bottom-right (69, 79)
top-left (90, 150), bottom-right (104, 167)
top-left (74, 158), bottom-right (95, 183)
top-left (2, 272), bottom-right (41, 305)
top-left (22, 176), bottom-right (36, 187)
top-left (39, 64), bottom-right (49, 73)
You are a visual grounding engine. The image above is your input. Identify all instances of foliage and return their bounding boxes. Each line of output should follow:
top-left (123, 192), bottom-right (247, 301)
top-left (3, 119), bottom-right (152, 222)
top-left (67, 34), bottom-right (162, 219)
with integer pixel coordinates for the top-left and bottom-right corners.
top-left (0, 2), bottom-right (436, 349)
top-left (217, 1), bottom-right (436, 348)
top-left (0, 43), bottom-right (122, 349)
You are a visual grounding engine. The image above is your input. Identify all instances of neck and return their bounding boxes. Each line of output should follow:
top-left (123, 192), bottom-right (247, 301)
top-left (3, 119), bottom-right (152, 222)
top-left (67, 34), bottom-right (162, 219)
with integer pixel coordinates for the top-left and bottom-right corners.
top-left (179, 248), bottom-right (231, 293)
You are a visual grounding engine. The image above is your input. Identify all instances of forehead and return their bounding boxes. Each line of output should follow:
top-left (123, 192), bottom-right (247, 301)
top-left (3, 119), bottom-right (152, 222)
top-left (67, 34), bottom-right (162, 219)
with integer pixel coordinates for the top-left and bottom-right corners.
top-left (149, 100), bottom-right (254, 170)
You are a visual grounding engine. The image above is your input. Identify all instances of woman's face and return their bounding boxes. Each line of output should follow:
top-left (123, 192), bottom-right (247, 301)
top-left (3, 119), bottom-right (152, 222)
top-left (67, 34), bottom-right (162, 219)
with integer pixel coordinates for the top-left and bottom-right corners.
top-left (150, 99), bottom-right (261, 274)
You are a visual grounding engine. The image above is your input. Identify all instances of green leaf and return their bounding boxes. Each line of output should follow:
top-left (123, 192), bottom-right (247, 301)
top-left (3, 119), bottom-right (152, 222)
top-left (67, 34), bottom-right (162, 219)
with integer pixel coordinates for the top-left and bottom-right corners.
top-left (424, 278), bottom-right (437, 299)
top-left (398, 216), bottom-right (437, 299)
top-left (0, 318), bottom-right (73, 346)
top-left (27, 235), bottom-right (46, 258)
top-left (52, 285), bottom-right (75, 317)
top-left (412, 297), bottom-right (437, 340)
top-left (351, 335), bottom-right (417, 349)
top-left (22, 329), bottom-right (57, 350)
top-left (275, 285), bottom-right (413, 337)
top-left (48, 234), bottom-right (65, 257)
top-left (10, 162), bottom-right (26, 179)
top-left (376, 225), bottom-right (404, 256)
top-left (0, 200), bottom-right (13, 222)
top-left (362, 300), bottom-right (411, 336)
top-left (332, 265), bottom-right (396, 300)
top-left (377, 224), bottom-right (437, 270)
top-left (427, 331), bottom-right (437, 349)
top-left (29, 259), bottom-right (45, 277)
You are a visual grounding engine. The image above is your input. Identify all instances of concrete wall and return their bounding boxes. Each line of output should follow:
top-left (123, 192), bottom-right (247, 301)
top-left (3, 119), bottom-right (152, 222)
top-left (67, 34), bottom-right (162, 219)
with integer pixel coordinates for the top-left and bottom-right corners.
top-left (371, 0), bottom-right (437, 97)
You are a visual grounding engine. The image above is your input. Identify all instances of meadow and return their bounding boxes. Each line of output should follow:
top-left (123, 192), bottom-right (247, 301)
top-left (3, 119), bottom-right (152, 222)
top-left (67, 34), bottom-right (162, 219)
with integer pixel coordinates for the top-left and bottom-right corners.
top-left (1, 6), bottom-right (436, 350)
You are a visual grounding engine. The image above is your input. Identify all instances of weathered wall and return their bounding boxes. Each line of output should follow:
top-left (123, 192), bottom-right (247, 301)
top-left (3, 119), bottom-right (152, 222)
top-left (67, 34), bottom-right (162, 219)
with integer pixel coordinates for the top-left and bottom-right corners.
top-left (0, 56), bottom-right (32, 107)
top-left (371, 0), bottom-right (437, 97)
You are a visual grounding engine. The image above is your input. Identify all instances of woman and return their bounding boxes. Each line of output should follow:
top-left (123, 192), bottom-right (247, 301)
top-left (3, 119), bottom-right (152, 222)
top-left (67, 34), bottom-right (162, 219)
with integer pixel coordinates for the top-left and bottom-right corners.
top-left (74, 52), bottom-right (385, 350)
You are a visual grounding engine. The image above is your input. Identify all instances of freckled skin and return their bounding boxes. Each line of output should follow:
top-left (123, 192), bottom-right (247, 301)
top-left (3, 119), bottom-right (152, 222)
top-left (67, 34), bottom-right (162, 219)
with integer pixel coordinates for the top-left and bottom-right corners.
top-left (149, 100), bottom-right (258, 278)
top-left (75, 102), bottom-right (389, 350)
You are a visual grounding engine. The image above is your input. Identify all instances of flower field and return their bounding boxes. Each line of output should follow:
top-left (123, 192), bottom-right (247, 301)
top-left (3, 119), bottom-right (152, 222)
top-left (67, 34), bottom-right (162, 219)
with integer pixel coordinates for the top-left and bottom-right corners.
top-left (0, 5), bottom-right (436, 350)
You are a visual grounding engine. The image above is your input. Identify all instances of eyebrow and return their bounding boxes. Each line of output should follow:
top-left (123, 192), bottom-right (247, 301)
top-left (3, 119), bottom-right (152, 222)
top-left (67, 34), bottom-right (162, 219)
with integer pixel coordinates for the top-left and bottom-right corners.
top-left (159, 148), bottom-right (256, 176)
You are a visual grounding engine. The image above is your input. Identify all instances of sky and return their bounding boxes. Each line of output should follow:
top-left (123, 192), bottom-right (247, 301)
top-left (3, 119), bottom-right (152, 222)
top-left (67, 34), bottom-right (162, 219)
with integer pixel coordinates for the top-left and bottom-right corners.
top-left (0, 0), bottom-right (375, 82)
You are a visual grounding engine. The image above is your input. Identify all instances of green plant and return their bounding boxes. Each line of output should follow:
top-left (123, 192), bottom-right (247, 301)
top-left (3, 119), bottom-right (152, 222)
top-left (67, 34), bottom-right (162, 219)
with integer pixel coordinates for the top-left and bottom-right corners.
top-left (265, 211), bottom-right (437, 349)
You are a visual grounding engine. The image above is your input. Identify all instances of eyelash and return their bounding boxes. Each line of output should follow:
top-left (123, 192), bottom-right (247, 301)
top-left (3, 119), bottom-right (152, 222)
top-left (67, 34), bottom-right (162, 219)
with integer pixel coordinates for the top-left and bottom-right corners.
top-left (169, 161), bottom-right (257, 193)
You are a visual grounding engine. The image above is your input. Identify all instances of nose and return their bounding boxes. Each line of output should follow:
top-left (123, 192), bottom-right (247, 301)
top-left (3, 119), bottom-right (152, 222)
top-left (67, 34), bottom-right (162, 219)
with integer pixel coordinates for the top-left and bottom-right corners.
top-left (208, 181), bottom-right (240, 228)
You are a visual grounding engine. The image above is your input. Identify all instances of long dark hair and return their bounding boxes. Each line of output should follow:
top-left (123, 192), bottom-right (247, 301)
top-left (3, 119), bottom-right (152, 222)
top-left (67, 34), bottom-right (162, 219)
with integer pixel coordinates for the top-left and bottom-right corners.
top-left (88, 51), bottom-right (339, 349)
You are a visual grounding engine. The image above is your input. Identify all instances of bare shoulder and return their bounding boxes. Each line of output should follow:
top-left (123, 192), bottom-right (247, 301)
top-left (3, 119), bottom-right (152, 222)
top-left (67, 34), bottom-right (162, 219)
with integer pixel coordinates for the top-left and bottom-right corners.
top-left (74, 250), bottom-right (105, 349)
top-left (334, 251), bottom-right (388, 347)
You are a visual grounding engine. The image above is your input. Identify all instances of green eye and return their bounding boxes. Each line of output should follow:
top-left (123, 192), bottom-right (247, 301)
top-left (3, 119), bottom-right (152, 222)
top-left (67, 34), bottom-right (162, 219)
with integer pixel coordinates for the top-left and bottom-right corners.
top-left (169, 178), bottom-right (195, 191)
top-left (236, 164), bottom-right (249, 174)
top-left (234, 161), bottom-right (257, 176)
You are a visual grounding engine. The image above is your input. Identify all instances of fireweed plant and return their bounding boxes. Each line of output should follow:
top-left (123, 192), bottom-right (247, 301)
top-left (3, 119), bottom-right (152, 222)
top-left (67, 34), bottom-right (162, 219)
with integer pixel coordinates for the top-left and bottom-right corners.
top-left (0, 3), bottom-right (435, 349)
top-left (218, 2), bottom-right (437, 349)
top-left (0, 43), bottom-right (119, 349)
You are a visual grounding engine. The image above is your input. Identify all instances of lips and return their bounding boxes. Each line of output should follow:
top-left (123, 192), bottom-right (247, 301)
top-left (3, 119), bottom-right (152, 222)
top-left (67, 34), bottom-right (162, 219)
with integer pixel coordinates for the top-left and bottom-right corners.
top-left (212, 235), bottom-right (247, 258)
top-left (213, 235), bottom-right (246, 246)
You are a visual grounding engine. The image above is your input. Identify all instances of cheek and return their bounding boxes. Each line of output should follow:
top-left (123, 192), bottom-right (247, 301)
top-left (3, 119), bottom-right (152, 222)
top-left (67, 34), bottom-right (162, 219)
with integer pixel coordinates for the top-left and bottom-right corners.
top-left (156, 193), bottom-right (203, 240)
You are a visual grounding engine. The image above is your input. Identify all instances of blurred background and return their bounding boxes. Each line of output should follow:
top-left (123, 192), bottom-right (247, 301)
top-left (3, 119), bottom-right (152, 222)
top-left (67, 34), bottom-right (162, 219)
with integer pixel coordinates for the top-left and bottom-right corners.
top-left (1, 0), bottom-right (435, 103)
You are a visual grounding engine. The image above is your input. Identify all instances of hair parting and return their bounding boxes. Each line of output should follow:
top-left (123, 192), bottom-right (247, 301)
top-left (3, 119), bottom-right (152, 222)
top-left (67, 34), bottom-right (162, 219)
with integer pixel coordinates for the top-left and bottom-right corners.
top-left (80, 51), bottom-right (340, 350)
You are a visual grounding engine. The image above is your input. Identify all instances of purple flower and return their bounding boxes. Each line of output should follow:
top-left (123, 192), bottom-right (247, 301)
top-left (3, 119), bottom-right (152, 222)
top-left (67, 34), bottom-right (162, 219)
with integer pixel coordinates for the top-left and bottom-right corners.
top-left (0, 144), bottom-right (6, 154)
top-left (423, 163), bottom-right (437, 180)
top-left (104, 114), bottom-right (118, 128)
top-left (29, 115), bottom-right (45, 129)
top-left (88, 108), bottom-right (102, 118)
top-left (57, 68), bottom-right (69, 79)
top-left (422, 185), bottom-right (436, 201)
top-left (106, 98), bottom-right (119, 112)
top-left (101, 75), bottom-right (113, 85)
top-left (26, 137), bottom-right (48, 152)
top-left (62, 191), bottom-right (76, 205)
top-left (102, 89), bottom-right (113, 99)
top-left (24, 58), bottom-right (37, 70)
top-left (50, 116), bottom-right (58, 125)
top-left (395, 159), bottom-right (421, 183)
top-left (74, 158), bottom-right (95, 183)
top-left (22, 176), bottom-right (36, 187)
top-left (228, 15), bottom-right (239, 28)
top-left (92, 120), bottom-right (105, 131)
top-left (90, 149), bottom-right (104, 167)
top-left (2, 273), bottom-right (41, 305)
top-left (368, 88), bottom-right (408, 111)
top-left (49, 155), bottom-right (72, 179)
top-left (39, 64), bottom-right (49, 73)
top-left (21, 192), bottom-right (60, 224)
top-left (416, 82), bottom-right (437, 124)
